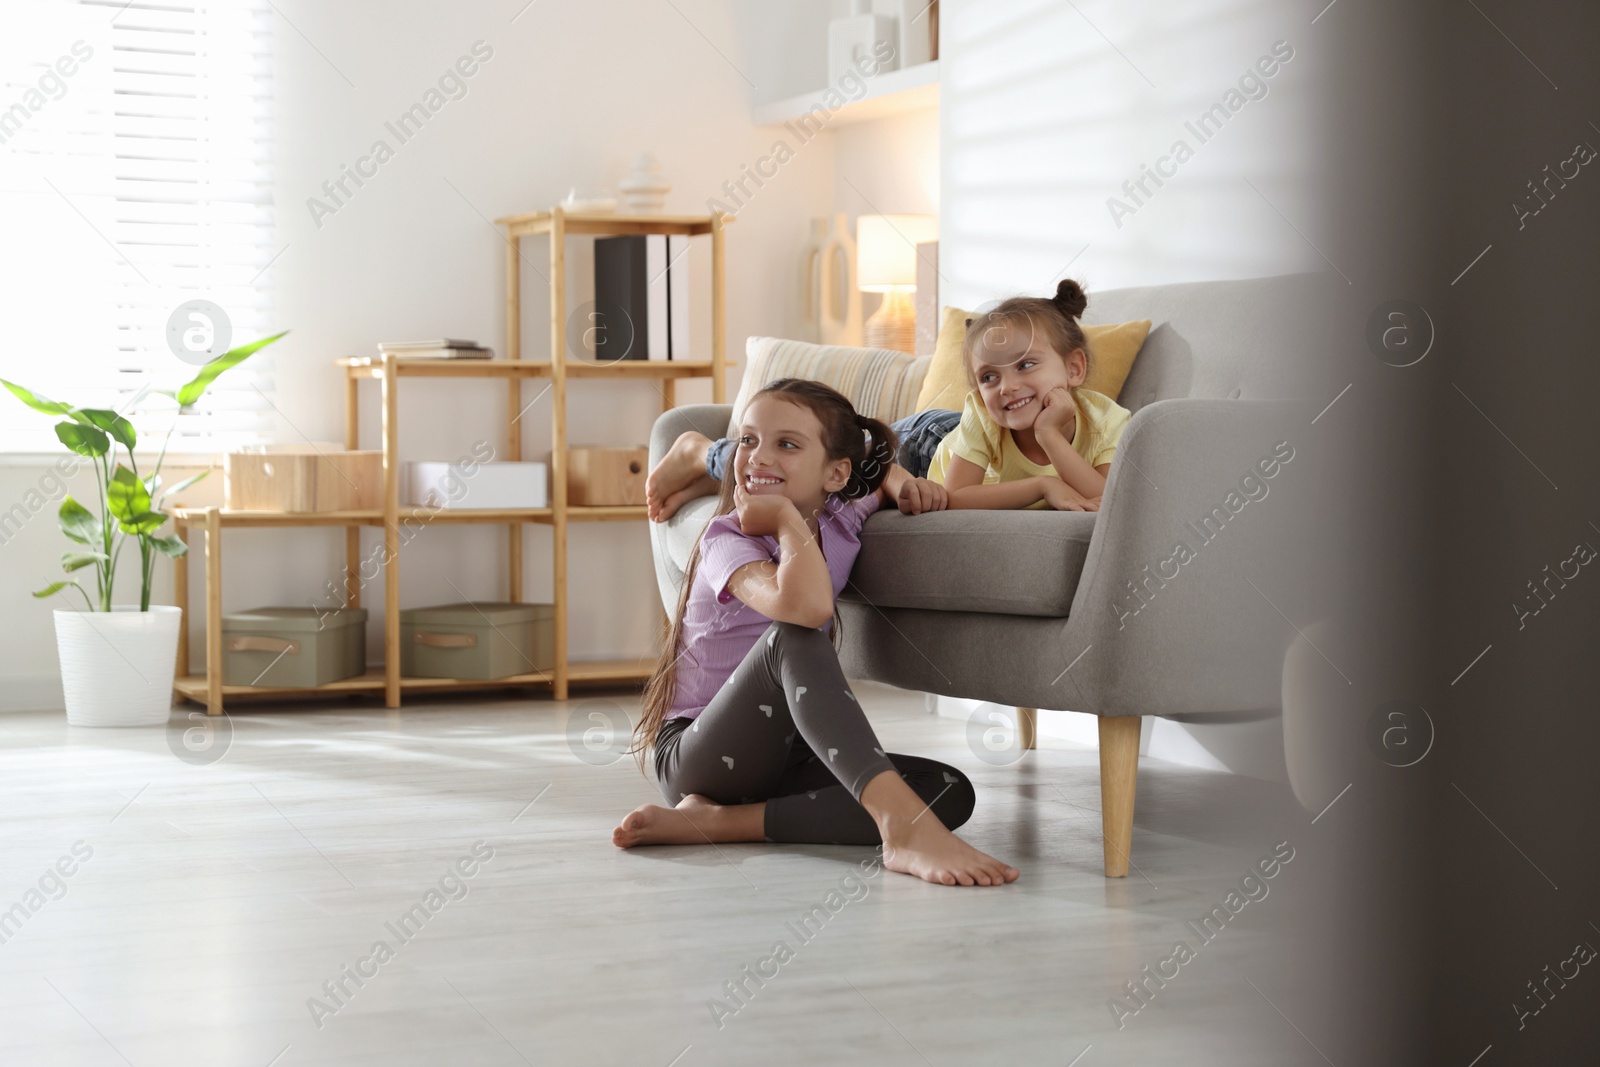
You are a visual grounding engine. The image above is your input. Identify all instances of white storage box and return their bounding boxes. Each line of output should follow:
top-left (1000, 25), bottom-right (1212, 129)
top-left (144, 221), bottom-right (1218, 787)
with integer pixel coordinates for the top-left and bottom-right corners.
top-left (405, 461), bottom-right (548, 509)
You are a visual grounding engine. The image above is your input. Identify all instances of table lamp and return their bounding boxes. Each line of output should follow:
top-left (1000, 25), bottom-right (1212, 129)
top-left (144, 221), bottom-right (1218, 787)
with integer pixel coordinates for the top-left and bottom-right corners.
top-left (857, 214), bottom-right (937, 354)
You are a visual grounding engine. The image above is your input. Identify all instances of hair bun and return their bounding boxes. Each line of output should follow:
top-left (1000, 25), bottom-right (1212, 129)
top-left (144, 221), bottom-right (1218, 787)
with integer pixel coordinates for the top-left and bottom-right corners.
top-left (1052, 278), bottom-right (1088, 320)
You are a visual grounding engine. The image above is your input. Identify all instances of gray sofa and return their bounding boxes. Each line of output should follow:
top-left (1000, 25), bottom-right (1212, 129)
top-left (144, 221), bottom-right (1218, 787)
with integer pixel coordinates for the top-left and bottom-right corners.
top-left (649, 274), bottom-right (1321, 876)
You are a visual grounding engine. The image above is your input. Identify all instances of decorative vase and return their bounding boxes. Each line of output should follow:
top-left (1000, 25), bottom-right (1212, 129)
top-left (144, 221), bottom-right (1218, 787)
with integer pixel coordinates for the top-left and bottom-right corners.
top-left (828, 0), bottom-right (899, 85)
top-left (818, 212), bottom-right (862, 346)
top-left (801, 217), bottom-right (830, 341)
top-left (55, 606), bottom-right (180, 727)
top-left (618, 153), bottom-right (670, 214)
top-left (896, 0), bottom-right (935, 67)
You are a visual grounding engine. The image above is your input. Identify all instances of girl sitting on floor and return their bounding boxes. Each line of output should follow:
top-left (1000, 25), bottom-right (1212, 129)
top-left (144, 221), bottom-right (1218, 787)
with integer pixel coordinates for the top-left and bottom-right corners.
top-left (645, 279), bottom-right (1129, 520)
top-left (614, 378), bottom-right (1020, 888)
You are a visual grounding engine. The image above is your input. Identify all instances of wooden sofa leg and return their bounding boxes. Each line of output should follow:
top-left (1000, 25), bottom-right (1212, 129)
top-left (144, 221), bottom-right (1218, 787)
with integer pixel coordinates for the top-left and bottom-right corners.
top-left (1098, 716), bottom-right (1142, 878)
top-left (1017, 707), bottom-right (1037, 751)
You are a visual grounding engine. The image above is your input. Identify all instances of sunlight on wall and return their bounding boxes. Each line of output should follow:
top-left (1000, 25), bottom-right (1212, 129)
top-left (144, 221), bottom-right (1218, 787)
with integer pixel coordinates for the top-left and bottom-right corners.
top-left (941, 0), bottom-right (1323, 307)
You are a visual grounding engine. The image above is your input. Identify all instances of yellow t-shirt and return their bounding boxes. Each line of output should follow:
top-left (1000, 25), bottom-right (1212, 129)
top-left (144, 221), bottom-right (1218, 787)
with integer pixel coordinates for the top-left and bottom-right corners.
top-left (927, 388), bottom-right (1132, 509)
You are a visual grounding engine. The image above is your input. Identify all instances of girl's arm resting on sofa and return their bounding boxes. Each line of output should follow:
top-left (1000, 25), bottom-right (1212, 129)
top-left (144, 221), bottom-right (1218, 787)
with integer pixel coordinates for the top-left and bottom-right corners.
top-left (724, 517), bottom-right (834, 628)
top-left (881, 462), bottom-right (947, 514)
top-left (941, 455), bottom-right (1050, 510)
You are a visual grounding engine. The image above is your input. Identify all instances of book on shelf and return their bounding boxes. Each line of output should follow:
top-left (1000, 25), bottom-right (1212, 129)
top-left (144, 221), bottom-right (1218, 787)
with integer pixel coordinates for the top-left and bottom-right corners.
top-left (668, 234), bottom-right (691, 360)
top-left (593, 236), bottom-right (691, 362)
top-left (376, 340), bottom-right (493, 359)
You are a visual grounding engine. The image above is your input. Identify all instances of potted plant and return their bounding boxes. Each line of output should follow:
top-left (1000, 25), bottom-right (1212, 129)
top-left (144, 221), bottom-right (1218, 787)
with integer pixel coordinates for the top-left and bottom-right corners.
top-left (3, 332), bottom-right (286, 726)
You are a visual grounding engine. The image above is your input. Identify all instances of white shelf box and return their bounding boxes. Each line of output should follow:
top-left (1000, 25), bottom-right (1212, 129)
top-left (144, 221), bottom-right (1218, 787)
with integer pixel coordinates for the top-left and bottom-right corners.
top-left (405, 461), bottom-right (549, 510)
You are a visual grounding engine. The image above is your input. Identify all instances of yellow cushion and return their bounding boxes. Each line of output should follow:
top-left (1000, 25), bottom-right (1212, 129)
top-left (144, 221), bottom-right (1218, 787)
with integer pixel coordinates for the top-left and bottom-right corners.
top-left (728, 336), bottom-right (931, 436)
top-left (914, 305), bottom-right (1153, 413)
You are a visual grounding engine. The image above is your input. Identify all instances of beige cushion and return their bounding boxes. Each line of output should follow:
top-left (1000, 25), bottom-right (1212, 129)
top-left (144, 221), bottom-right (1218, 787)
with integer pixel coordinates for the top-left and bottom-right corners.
top-left (915, 305), bottom-right (1153, 413)
top-left (728, 337), bottom-right (931, 436)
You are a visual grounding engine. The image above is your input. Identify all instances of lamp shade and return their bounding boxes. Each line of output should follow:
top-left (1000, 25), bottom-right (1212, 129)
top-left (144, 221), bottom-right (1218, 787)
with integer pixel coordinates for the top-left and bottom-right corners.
top-left (856, 214), bottom-right (938, 291)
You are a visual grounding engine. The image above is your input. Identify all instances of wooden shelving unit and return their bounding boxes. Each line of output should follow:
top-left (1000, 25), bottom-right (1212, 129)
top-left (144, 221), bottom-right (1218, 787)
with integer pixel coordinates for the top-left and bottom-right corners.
top-left (169, 208), bottom-right (728, 715)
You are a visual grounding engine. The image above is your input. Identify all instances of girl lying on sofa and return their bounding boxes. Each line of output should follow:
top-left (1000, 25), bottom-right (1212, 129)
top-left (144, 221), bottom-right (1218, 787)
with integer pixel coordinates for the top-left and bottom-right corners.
top-left (616, 378), bottom-right (1020, 887)
top-left (645, 279), bottom-right (1132, 520)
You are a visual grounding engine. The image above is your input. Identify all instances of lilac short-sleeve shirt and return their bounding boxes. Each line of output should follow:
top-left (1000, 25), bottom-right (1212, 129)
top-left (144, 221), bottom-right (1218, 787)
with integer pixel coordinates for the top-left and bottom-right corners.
top-left (667, 492), bottom-right (884, 720)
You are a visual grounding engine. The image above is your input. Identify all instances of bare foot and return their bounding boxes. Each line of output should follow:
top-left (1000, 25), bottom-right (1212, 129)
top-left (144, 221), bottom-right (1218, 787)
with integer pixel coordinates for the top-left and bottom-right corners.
top-left (647, 431), bottom-right (714, 522)
top-left (612, 793), bottom-right (763, 847)
top-left (860, 769), bottom-right (1019, 887)
top-left (879, 813), bottom-right (1021, 888)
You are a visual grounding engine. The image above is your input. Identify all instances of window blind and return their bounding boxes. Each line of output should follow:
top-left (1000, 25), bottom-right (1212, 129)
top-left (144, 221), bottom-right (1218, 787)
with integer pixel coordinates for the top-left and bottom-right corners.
top-left (0, 0), bottom-right (275, 455)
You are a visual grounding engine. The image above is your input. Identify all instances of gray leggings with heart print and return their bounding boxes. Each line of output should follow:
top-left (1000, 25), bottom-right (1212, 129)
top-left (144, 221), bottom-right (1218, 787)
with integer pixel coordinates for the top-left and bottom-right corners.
top-left (653, 621), bottom-right (977, 845)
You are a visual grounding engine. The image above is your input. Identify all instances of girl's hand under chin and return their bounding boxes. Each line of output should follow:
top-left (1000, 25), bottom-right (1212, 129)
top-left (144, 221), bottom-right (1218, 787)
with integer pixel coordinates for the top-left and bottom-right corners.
top-left (1034, 385), bottom-right (1077, 439)
top-left (733, 485), bottom-right (801, 537)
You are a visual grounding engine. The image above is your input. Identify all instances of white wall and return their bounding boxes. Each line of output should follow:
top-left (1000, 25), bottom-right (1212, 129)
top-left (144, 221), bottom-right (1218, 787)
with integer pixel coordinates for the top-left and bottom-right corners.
top-left (836, 107), bottom-right (941, 321)
top-left (0, 0), bottom-right (848, 708)
top-left (834, 108), bottom-right (939, 219)
top-left (732, 0), bottom-right (835, 109)
top-left (940, 0), bottom-right (1321, 308)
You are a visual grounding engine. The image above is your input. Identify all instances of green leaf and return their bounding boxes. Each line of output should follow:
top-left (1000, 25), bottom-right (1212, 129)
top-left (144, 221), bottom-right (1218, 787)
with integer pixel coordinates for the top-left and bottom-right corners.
top-left (2, 379), bottom-right (72, 416)
top-left (155, 469), bottom-right (208, 504)
top-left (175, 330), bottom-right (287, 407)
top-left (121, 511), bottom-right (167, 536)
top-left (55, 420), bottom-right (109, 458)
top-left (72, 408), bottom-right (136, 450)
top-left (33, 578), bottom-right (95, 612)
top-left (58, 495), bottom-right (101, 545)
top-left (107, 464), bottom-right (153, 524)
top-left (148, 533), bottom-right (187, 558)
top-left (62, 550), bottom-right (109, 572)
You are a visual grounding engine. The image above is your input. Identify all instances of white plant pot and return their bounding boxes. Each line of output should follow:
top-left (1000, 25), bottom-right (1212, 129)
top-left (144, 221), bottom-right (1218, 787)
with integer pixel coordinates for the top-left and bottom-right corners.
top-left (54, 606), bottom-right (180, 727)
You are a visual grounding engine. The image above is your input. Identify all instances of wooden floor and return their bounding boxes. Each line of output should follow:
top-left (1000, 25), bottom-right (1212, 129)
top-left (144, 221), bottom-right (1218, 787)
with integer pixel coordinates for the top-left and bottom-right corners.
top-left (0, 683), bottom-right (1343, 1066)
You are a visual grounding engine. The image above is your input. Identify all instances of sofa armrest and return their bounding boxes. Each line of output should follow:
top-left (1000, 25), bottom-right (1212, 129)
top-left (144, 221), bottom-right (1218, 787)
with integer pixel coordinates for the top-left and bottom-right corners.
top-left (649, 404), bottom-right (733, 468)
top-left (1060, 397), bottom-right (1306, 717)
top-left (648, 404), bottom-right (733, 614)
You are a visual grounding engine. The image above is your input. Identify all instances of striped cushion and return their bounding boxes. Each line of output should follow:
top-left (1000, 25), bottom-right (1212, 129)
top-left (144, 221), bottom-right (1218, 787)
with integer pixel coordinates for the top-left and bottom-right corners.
top-left (728, 337), bottom-right (931, 437)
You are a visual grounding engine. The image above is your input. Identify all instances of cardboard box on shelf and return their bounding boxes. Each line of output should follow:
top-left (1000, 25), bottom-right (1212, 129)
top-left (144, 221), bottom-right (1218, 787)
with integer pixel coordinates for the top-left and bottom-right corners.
top-left (567, 446), bottom-right (648, 506)
top-left (224, 447), bottom-right (382, 512)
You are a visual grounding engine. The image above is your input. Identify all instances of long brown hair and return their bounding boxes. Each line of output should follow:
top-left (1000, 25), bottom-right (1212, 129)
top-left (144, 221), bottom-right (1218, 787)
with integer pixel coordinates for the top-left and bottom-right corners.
top-left (962, 278), bottom-right (1091, 389)
top-left (628, 378), bottom-right (897, 770)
